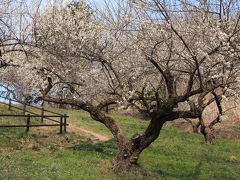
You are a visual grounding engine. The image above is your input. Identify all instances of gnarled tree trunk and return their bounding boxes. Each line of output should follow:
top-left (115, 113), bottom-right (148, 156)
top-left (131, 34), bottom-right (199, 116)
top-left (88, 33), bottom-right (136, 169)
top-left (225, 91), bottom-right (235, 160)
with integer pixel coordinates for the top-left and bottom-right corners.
top-left (200, 126), bottom-right (215, 144)
top-left (113, 114), bottom-right (166, 172)
top-left (199, 116), bottom-right (215, 144)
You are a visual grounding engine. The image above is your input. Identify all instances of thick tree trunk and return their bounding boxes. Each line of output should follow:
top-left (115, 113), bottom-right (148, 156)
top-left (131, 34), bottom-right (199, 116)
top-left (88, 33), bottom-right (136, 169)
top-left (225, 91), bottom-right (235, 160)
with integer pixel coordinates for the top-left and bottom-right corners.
top-left (114, 146), bottom-right (140, 172)
top-left (199, 117), bottom-right (215, 144)
top-left (113, 113), bottom-right (166, 173)
top-left (193, 121), bottom-right (201, 133)
top-left (89, 109), bottom-right (141, 172)
top-left (200, 126), bottom-right (215, 144)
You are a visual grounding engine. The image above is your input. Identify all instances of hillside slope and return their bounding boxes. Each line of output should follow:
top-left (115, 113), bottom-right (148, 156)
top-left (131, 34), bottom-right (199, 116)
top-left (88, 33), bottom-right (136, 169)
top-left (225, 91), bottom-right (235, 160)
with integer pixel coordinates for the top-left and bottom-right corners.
top-left (0, 106), bottom-right (240, 179)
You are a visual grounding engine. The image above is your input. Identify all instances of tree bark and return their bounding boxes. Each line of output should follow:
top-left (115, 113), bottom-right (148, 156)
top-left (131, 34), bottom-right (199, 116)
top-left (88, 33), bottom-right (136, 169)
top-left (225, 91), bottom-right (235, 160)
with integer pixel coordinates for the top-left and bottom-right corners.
top-left (193, 121), bottom-right (201, 133)
top-left (200, 126), bottom-right (215, 144)
top-left (113, 113), bottom-right (166, 172)
top-left (114, 140), bottom-right (139, 172)
top-left (199, 116), bottom-right (214, 144)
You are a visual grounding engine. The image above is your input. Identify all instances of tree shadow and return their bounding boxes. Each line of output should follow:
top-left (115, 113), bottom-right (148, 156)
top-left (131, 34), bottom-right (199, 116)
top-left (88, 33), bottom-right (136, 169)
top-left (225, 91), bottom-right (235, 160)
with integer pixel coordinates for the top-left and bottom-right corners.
top-left (192, 162), bottom-right (202, 179)
top-left (69, 139), bottom-right (117, 157)
top-left (153, 162), bottom-right (203, 179)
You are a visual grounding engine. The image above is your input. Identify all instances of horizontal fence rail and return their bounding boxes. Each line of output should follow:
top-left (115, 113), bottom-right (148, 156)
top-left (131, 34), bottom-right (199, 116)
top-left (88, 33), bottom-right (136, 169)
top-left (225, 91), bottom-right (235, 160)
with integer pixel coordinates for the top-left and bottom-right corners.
top-left (0, 124), bottom-right (63, 128)
top-left (0, 114), bottom-right (69, 118)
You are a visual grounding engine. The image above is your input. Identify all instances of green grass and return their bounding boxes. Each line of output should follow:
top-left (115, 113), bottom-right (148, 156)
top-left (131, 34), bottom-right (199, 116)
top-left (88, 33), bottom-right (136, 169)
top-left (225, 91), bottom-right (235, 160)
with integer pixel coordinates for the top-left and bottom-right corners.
top-left (0, 106), bottom-right (240, 179)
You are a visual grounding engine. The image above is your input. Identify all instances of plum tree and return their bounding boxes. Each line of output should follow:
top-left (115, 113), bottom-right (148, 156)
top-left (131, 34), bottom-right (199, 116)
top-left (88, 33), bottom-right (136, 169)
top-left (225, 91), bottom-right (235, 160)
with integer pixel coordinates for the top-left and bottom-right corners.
top-left (0, 0), bottom-right (239, 172)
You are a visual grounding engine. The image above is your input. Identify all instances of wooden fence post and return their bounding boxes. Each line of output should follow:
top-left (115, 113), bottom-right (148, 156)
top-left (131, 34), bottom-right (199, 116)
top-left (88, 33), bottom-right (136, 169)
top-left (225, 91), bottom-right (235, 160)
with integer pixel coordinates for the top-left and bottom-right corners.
top-left (23, 103), bottom-right (26, 115)
top-left (63, 114), bottom-right (67, 133)
top-left (8, 99), bottom-right (11, 110)
top-left (26, 114), bottom-right (30, 132)
top-left (41, 107), bottom-right (44, 123)
top-left (59, 116), bottom-right (63, 134)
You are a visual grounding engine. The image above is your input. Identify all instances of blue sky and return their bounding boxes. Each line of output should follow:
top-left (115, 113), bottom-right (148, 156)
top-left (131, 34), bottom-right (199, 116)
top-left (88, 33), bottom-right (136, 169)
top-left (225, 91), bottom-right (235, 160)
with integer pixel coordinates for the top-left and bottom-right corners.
top-left (0, 86), bottom-right (5, 102)
top-left (0, 86), bottom-right (10, 103)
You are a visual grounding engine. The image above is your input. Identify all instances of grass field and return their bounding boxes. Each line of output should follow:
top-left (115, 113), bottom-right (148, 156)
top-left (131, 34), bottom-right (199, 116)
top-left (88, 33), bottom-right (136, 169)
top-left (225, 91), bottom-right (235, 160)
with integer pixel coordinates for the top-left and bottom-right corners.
top-left (0, 105), bottom-right (240, 179)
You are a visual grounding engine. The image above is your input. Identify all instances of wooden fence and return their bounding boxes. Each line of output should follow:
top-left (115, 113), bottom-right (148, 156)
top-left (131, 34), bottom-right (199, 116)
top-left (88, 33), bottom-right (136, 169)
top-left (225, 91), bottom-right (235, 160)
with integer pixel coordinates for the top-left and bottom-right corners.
top-left (0, 95), bottom-right (68, 134)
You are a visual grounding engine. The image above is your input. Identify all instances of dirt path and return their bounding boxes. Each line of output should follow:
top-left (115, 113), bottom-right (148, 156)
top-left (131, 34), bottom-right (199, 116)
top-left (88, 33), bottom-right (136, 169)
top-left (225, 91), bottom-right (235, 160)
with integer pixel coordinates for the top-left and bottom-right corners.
top-left (68, 124), bottom-right (111, 142)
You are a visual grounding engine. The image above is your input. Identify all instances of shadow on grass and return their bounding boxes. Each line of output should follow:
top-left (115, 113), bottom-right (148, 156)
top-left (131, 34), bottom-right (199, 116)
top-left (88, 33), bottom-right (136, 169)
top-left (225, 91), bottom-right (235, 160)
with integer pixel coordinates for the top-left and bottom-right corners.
top-left (70, 139), bottom-right (117, 157)
top-left (154, 162), bottom-right (203, 179)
